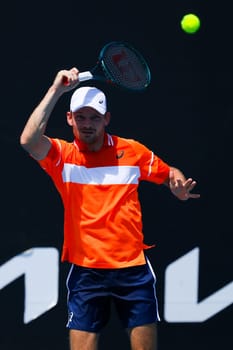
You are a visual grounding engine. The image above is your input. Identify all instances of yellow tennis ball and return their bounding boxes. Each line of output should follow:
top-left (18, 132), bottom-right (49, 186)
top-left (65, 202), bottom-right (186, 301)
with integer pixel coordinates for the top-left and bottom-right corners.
top-left (181, 13), bottom-right (201, 34)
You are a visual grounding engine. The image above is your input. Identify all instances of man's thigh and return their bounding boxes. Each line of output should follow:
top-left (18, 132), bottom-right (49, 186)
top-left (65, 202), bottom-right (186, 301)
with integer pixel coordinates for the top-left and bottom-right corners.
top-left (128, 323), bottom-right (157, 350)
top-left (69, 329), bottom-right (100, 350)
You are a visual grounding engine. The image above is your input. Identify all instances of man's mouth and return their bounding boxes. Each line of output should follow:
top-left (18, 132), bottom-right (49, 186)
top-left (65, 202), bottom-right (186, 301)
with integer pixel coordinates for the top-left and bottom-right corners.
top-left (81, 129), bottom-right (95, 135)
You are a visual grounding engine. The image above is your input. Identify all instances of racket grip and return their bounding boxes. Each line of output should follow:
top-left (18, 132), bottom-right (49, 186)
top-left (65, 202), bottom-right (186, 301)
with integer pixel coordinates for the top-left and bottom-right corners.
top-left (62, 71), bottom-right (93, 86)
top-left (78, 71), bottom-right (93, 82)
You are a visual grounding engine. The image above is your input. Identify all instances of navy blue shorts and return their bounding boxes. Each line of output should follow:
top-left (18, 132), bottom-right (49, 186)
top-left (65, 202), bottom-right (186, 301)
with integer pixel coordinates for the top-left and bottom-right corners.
top-left (66, 258), bottom-right (160, 333)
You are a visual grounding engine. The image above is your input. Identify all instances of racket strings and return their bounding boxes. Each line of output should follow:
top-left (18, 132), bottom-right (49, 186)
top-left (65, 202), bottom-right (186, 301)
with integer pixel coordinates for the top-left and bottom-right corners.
top-left (102, 44), bottom-right (150, 90)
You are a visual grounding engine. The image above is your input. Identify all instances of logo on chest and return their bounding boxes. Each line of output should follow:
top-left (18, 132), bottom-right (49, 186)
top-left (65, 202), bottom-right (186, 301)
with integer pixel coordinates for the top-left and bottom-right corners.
top-left (116, 150), bottom-right (124, 159)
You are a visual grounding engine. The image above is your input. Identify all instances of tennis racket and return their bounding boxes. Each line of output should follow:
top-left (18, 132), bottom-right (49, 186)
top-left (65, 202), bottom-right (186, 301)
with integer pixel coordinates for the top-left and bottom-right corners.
top-left (64, 41), bottom-right (151, 92)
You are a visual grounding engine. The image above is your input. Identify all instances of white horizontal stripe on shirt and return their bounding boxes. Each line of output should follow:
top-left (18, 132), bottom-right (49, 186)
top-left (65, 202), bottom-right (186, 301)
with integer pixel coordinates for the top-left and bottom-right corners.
top-left (62, 163), bottom-right (140, 185)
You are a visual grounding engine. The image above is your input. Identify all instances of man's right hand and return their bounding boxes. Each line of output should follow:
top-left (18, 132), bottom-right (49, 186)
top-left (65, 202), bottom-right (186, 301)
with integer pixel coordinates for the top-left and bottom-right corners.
top-left (53, 67), bottom-right (80, 93)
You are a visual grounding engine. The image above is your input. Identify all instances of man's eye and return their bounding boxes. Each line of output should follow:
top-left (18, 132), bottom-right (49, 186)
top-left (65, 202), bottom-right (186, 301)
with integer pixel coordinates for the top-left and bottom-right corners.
top-left (91, 116), bottom-right (101, 121)
top-left (76, 116), bottom-right (84, 121)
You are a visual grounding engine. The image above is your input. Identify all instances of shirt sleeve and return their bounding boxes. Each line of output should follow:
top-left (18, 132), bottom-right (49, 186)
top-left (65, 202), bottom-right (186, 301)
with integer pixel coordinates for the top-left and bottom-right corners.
top-left (132, 140), bottom-right (170, 184)
top-left (37, 138), bottom-right (63, 177)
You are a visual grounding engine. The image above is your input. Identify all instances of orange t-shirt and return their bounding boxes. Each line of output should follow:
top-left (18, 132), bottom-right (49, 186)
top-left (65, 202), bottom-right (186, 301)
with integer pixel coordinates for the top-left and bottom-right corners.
top-left (38, 133), bottom-right (170, 268)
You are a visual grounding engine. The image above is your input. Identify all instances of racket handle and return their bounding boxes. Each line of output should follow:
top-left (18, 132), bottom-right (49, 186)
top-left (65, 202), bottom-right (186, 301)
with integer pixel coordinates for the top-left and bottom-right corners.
top-left (62, 71), bottom-right (93, 86)
top-left (78, 71), bottom-right (93, 82)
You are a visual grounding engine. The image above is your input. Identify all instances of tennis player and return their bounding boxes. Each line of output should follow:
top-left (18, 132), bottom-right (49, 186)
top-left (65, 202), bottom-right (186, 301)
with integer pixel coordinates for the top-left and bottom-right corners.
top-left (20, 67), bottom-right (200, 350)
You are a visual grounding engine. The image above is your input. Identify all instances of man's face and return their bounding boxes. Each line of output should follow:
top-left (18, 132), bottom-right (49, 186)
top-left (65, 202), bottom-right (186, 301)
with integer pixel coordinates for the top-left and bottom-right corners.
top-left (67, 107), bottom-right (110, 150)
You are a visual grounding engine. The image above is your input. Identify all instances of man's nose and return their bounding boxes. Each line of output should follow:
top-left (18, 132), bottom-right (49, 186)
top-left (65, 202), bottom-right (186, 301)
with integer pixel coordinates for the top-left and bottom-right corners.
top-left (82, 118), bottom-right (92, 127)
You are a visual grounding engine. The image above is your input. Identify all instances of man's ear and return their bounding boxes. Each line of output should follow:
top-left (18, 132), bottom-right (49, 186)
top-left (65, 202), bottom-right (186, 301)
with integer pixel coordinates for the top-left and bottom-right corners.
top-left (66, 111), bottom-right (73, 126)
top-left (104, 112), bottom-right (111, 126)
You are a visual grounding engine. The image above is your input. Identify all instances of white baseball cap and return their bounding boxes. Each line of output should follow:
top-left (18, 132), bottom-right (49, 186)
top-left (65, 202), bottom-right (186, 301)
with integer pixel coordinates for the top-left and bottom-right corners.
top-left (70, 86), bottom-right (107, 115)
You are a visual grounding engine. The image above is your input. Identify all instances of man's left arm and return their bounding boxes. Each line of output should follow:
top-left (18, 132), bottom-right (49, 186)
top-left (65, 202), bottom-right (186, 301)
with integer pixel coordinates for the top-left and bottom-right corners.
top-left (164, 166), bottom-right (200, 201)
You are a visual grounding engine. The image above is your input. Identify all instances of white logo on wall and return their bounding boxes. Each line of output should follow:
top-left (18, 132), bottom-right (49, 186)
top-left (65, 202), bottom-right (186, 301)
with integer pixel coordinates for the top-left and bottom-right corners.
top-left (0, 246), bottom-right (232, 323)
top-left (164, 247), bottom-right (233, 322)
top-left (0, 247), bottom-right (59, 324)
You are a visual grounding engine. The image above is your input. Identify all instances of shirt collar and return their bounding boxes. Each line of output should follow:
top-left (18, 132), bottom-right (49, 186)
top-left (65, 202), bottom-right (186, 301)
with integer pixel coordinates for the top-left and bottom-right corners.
top-left (74, 133), bottom-right (114, 152)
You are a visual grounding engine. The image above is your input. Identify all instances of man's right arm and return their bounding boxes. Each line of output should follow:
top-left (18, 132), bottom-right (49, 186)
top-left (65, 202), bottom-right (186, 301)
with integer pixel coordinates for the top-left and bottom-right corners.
top-left (20, 67), bottom-right (79, 160)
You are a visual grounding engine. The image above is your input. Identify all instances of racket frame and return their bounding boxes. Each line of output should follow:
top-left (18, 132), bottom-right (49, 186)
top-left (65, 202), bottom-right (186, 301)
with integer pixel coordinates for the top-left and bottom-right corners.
top-left (79, 41), bottom-right (151, 91)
